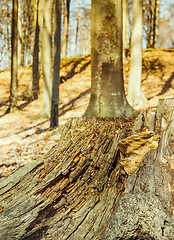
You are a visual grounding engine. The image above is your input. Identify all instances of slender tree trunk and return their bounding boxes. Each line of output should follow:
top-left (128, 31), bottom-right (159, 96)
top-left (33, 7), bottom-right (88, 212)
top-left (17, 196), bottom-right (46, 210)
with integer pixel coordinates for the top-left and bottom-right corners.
top-left (61, 0), bottom-right (71, 58)
top-left (123, 0), bottom-right (129, 64)
top-left (128, 0), bottom-right (148, 108)
top-left (21, 3), bottom-right (27, 67)
top-left (153, 0), bottom-right (160, 48)
top-left (29, 0), bottom-right (40, 100)
top-left (84, 0), bottom-right (137, 117)
top-left (17, 0), bottom-right (22, 66)
top-left (9, 0), bottom-right (18, 112)
top-left (149, 0), bottom-right (155, 48)
top-left (144, 0), bottom-right (152, 49)
top-left (26, 0), bottom-right (34, 66)
top-left (37, 0), bottom-right (44, 65)
top-left (7, 3), bottom-right (11, 69)
top-left (145, 0), bottom-right (160, 49)
top-left (1, 25), bottom-right (7, 70)
top-left (74, 0), bottom-right (80, 56)
top-left (50, 0), bottom-right (61, 128)
top-left (0, 99), bottom-right (174, 239)
top-left (42, 0), bottom-right (53, 117)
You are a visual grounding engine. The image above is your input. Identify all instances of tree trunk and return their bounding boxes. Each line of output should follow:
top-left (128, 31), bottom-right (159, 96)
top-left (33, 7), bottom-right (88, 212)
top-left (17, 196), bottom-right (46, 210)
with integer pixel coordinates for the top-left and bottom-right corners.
top-left (61, 0), bottom-right (71, 58)
top-left (17, 0), bottom-right (22, 67)
top-left (9, 0), bottom-right (18, 112)
top-left (145, 0), bottom-right (160, 49)
top-left (7, 3), bottom-right (11, 69)
top-left (1, 25), bottom-right (7, 70)
top-left (123, 0), bottom-right (129, 64)
top-left (38, 0), bottom-right (44, 65)
top-left (153, 0), bottom-right (160, 48)
top-left (128, 0), bottom-right (148, 108)
top-left (50, 0), bottom-right (61, 128)
top-left (0, 98), bottom-right (173, 239)
top-left (29, 0), bottom-right (40, 100)
top-left (41, 0), bottom-right (53, 117)
top-left (84, 0), bottom-right (137, 118)
top-left (20, 1), bottom-right (27, 67)
top-left (74, 0), bottom-right (80, 56)
top-left (104, 98), bottom-right (174, 239)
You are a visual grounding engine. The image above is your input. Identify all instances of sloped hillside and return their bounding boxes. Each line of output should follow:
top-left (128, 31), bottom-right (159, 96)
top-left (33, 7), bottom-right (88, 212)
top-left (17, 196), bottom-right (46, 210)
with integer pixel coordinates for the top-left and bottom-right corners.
top-left (0, 49), bottom-right (174, 178)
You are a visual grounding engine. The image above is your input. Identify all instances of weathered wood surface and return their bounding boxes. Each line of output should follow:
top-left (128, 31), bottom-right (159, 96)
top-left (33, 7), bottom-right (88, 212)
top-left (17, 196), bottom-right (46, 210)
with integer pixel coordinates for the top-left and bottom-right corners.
top-left (104, 98), bottom-right (174, 240)
top-left (0, 117), bottom-right (134, 240)
top-left (0, 98), bottom-right (173, 240)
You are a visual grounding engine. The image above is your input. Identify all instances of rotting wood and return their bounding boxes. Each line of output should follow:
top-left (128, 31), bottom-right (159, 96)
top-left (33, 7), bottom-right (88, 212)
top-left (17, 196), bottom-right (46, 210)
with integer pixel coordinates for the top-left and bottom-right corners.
top-left (104, 98), bottom-right (174, 240)
top-left (0, 117), bottom-right (134, 240)
top-left (0, 99), bottom-right (174, 240)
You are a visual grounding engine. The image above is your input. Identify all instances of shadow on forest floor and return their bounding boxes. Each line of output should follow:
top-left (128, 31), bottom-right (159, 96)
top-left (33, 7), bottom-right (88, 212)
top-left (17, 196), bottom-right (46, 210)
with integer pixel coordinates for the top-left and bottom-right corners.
top-left (0, 99), bottom-right (9, 108)
top-left (157, 72), bottom-right (174, 96)
top-left (0, 49), bottom-right (174, 179)
top-left (0, 119), bottom-right (49, 140)
top-left (59, 88), bottom-right (90, 117)
top-left (142, 57), bottom-right (166, 83)
top-left (0, 98), bottom-right (33, 118)
top-left (0, 55), bottom-right (91, 117)
top-left (60, 55), bottom-right (91, 83)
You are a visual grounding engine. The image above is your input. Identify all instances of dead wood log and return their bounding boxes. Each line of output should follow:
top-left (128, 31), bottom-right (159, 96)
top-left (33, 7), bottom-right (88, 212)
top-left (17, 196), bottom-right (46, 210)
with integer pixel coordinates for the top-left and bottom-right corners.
top-left (0, 98), bottom-right (173, 240)
top-left (104, 98), bottom-right (174, 240)
top-left (0, 117), bottom-right (135, 240)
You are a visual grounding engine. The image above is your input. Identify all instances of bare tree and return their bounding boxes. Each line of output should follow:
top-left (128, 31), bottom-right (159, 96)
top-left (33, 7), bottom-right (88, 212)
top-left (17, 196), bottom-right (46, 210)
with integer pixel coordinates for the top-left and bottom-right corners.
top-left (123, 0), bottom-right (129, 63)
top-left (153, 0), bottom-right (160, 48)
top-left (143, 0), bottom-right (160, 48)
top-left (17, 0), bottom-right (22, 66)
top-left (128, 0), bottom-right (148, 108)
top-left (42, 0), bottom-right (53, 117)
top-left (61, 0), bottom-right (71, 58)
top-left (50, 0), bottom-right (61, 128)
top-left (85, 0), bottom-right (137, 117)
top-left (158, 2), bottom-right (173, 48)
top-left (20, 0), bottom-right (34, 67)
top-left (78, 3), bottom-right (91, 55)
top-left (0, 1), bottom-right (12, 70)
top-left (20, 0), bottom-right (27, 66)
top-left (1, 24), bottom-right (7, 70)
top-left (74, 0), bottom-right (80, 55)
top-left (29, 0), bottom-right (41, 100)
top-left (9, 0), bottom-right (18, 112)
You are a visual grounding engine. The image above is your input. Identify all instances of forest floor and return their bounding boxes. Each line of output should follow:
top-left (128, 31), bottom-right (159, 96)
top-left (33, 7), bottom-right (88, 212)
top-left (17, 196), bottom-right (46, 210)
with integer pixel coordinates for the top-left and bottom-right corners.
top-left (0, 49), bottom-right (174, 179)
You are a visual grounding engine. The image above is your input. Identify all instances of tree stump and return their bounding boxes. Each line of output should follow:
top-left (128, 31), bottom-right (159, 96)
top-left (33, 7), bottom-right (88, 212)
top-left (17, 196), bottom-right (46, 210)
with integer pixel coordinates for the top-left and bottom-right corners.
top-left (104, 98), bottom-right (174, 240)
top-left (0, 99), bottom-right (174, 240)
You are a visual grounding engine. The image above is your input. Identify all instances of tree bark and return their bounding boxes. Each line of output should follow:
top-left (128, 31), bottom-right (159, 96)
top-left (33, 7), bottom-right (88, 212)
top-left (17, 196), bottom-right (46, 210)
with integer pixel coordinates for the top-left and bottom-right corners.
top-left (50, 0), bottom-right (61, 128)
top-left (17, 0), bottom-right (22, 67)
top-left (128, 0), bottom-right (148, 108)
top-left (1, 24), bottom-right (7, 70)
top-left (20, 0), bottom-right (27, 67)
top-left (9, 0), bottom-right (18, 112)
top-left (153, 0), bottom-right (160, 48)
top-left (84, 0), bottom-right (137, 118)
top-left (0, 98), bottom-right (174, 240)
top-left (29, 0), bottom-right (40, 100)
top-left (74, 0), bottom-right (80, 56)
top-left (104, 98), bottom-right (174, 239)
top-left (123, 0), bottom-right (129, 64)
top-left (61, 0), bottom-right (71, 58)
top-left (42, 0), bottom-right (53, 117)
top-left (144, 0), bottom-right (160, 49)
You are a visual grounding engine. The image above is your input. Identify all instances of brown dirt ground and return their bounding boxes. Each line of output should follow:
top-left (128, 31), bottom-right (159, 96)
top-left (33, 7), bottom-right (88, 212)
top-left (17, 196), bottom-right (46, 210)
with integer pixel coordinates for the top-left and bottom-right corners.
top-left (0, 49), bottom-right (174, 179)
